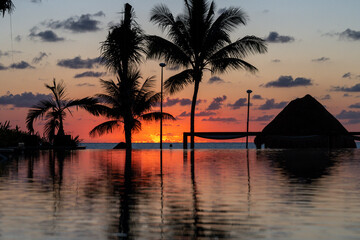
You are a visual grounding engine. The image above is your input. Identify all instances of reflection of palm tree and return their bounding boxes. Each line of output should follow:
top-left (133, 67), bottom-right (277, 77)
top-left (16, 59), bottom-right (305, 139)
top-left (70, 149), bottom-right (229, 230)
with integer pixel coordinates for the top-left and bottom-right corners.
top-left (0, 0), bottom-right (14, 17)
top-left (26, 79), bottom-right (98, 143)
top-left (93, 3), bottom-right (175, 150)
top-left (148, 0), bottom-right (267, 148)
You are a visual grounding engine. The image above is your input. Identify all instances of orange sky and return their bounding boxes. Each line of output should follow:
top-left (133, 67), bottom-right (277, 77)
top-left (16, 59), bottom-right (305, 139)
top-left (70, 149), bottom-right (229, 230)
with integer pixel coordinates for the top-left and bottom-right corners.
top-left (1, 1), bottom-right (360, 143)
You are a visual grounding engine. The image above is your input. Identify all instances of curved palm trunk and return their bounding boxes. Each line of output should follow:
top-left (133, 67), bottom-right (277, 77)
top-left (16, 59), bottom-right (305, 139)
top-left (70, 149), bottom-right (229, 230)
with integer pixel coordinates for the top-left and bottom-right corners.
top-left (190, 80), bottom-right (200, 149)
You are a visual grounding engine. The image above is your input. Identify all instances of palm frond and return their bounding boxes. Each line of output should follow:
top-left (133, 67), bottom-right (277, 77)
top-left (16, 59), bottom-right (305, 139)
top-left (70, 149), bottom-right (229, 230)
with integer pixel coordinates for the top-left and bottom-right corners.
top-left (89, 120), bottom-right (121, 137)
top-left (44, 118), bottom-right (59, 142)
top-left (133, 92), bottom-right (161, 117)
top-left (146, 35), bottom-right (191, 67)
top-left (26, 99), bottom-right (56, 133)
top-left (210, 57), bottom-right (258, 74)
top-left (210, 36), bottom-right (267, 61)
top-left (164, 69), bottom-right (194, 94)
top-left (100, 4), bottom-right (146, 75)
top-left (150, 4), bottom-right (175, 32)
top-left (141, 112), bottom-right (176, 121)
top-left (1, 0), bottom-right (14, 17)
top-left (65, 97), bottom-right (102, 116)
top-left (131, 119), bottom-right (142, 133)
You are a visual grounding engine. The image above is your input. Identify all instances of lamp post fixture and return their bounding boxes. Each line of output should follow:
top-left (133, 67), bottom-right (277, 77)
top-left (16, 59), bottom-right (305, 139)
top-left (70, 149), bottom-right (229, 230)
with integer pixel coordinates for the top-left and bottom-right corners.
top-left (159, 63), bottom-right (166, 150)
top-left (246, 89), bottom-right (252, 149)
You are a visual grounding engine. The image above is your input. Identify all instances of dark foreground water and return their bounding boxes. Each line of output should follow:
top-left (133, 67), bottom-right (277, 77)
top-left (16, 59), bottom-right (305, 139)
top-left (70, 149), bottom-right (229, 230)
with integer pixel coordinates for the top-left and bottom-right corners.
top-left (0, 149), bottom-right (360, 239)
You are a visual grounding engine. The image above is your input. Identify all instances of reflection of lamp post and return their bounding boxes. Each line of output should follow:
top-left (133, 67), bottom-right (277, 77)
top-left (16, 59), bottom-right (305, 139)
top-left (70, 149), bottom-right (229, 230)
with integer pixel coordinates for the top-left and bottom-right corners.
top-left (246, 89), bottom-right (252, 149)
top-left (159, 63), bottom-right (166, 150)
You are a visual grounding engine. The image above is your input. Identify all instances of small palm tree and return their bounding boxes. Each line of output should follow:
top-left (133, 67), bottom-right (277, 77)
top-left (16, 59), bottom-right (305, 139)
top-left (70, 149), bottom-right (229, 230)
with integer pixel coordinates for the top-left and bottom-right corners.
top-left (90, 69), bottom-right (175, 150)
top-left (26, 79), bottom-right (98, 144)
top-left (0, 0), bottom-right (14, 17)
top-left (147, 0), bottom-right (267, 148)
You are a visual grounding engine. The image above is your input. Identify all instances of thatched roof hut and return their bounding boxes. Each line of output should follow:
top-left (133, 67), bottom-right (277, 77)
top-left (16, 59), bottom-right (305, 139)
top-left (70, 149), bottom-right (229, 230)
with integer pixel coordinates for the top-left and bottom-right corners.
top-left (254, 94), bottom-right (356, 149)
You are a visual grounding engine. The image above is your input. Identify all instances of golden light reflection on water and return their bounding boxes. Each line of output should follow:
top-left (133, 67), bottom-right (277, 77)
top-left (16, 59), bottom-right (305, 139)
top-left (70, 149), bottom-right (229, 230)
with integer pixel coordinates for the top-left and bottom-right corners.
top-left (0, 149), bottom-right (360, 239)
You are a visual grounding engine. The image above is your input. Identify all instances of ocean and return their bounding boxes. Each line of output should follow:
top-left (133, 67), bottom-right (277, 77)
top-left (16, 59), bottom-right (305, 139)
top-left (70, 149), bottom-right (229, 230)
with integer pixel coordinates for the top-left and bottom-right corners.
top-left (81, 142), bottom-right (359, 149)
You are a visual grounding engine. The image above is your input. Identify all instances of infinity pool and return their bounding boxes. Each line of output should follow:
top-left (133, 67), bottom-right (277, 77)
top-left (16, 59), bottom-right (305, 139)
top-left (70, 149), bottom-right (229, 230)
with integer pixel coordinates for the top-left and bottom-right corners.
top-left (0, 149), bottom-right (359, 239)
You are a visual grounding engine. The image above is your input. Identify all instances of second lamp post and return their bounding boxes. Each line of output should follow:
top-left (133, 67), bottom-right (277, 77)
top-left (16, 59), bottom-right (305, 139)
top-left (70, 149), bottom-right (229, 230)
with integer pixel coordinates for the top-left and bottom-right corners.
top-left (159, 63), bottom-right (166, 150)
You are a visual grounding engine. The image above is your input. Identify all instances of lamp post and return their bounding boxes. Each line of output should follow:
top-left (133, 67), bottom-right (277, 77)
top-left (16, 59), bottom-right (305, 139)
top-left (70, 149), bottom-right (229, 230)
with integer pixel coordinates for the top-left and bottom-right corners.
top-left (159, 63), bottom-right (166, 150)
top-left (246, 89), bottom-right (252, 149)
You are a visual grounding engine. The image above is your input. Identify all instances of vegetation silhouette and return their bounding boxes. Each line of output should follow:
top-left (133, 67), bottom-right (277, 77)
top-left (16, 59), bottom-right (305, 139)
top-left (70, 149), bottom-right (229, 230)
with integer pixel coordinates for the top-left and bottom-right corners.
top-left (0, 0), bottom-right (14, 17)
top-left (0, 121), bottom-right (42, 147)
top-left (89, 4), bottom-right (174, 150)
top-left (26, 79), bottom-right (98, 145)
top-left (147, 0), bottom-right (267, 148)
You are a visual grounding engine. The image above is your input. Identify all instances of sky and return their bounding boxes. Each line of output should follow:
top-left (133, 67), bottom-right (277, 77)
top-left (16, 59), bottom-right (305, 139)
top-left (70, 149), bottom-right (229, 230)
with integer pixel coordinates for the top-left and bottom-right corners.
top-left (0, 0), bottom-right (360, 143)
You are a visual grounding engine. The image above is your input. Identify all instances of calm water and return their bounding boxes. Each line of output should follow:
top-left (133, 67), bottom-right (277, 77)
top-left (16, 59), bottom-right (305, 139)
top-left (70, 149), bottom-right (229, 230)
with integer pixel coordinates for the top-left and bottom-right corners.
top-left (0, 149), bottom-right (360, 239)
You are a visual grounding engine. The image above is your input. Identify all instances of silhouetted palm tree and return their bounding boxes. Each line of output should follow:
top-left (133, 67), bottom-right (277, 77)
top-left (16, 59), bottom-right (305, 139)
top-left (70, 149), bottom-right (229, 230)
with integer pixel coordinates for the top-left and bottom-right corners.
top-left (0, 0), bottom-right (14, 17)
top-left (101, 3), bottom-right (145, 81)
top-left (89, 70), bottom-right (175, 150)
top-left (26, 79), bottom-right (98, 143)
top-left (93, 3), bottom-right (174, 150)
top-left (147, 0), bottom-right (267, 148)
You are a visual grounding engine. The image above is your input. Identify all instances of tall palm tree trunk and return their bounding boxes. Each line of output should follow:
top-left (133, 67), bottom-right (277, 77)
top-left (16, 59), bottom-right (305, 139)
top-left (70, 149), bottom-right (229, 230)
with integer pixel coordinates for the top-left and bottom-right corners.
top-left (190, 80), bottom-right (200, 149)
top-left (124, 124), bottom-right (132, 151)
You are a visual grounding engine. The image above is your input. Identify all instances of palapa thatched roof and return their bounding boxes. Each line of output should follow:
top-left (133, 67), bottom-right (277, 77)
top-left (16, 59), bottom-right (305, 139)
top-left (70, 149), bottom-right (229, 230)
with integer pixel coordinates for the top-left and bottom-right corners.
top-left (254, 94), bottom-right (356, 148)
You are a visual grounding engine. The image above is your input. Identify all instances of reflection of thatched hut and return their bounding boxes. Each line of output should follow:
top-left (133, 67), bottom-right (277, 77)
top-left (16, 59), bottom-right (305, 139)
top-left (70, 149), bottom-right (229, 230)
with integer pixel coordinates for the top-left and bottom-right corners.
top-left (254, 94), bottom-right (356, 149)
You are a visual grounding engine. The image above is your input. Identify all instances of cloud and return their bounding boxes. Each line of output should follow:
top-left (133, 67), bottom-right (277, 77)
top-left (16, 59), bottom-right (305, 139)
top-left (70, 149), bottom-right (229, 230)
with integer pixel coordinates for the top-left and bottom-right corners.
top-left (339, 29), bottom-right (360, 41)
top-left (43, 12), bottom-right (105, 33)
top-left (29, 29), bottom-right (65, 42)
top-left (0, 50), bottom-right (10, 58)
top-left (178, 111), bottom-right (189, 117)
top-left (336, 110), bottom-right (360, 124)
top-left (312, 57), bottom-right (330, 62)
top-left (331, 83), bottom-right (360, 92)
top-left (342, 72), bottom-right (360, 80)
top-left (177, 111), bottom-right (215, 118)
top-left (32, 52), bottom-right (48, 64)
top-left (265, 31), bottom-right (295, 43)
top-left (252, 115), bottom-right (274, 121)
top-left (74, 71), bottom-right (106, 78)
top-left (252, 94), bottom-right (263, 100)
top-left (263, 75), bottom-right (313, 88)
top-left (202, 117), bottom-right (238, 122)
top-left (167, 65), bottom-right (180, 71)
top-left (349, 103), bottom-right (360, 108)
top-left (272, 59), bottom-right (281, 63)
top-left (9, 61), bottom-right (34, 69)
top-left (0, 63), bottom-right (8, 70)
top-left (15, 35), bottom-right (22, 42)
top-left (160, 98), bottom-right (204, 108)
top-left (343, 72), bottom-right (352, 79)
top-left (258, 99), bottom-right (287, 110)
top-left (57, 56), bottom-right (101, 69)
top-left (76, 83), bottom-right (96, 87)
top-left (163, 97), bottom-right (191, 107)
top-left (206, 95), bottom-right (227, 110)
top-left (0, 92), bottom-right (51, 107)
top-left (319, 94), bottom-right (331, 100)
top-left (228, 98), bottom-right (247, 110)
top-left (208, 76), bottom-right (225, 84)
